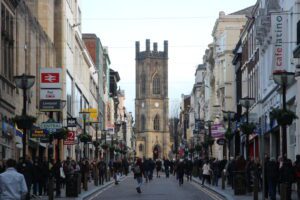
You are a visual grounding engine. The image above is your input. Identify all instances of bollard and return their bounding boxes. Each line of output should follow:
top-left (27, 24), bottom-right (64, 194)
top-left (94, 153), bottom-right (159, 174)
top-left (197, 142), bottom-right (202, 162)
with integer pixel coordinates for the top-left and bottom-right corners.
top-left (253, 176), bottom-right (258, 200)
top-left (280, 183), bottom-right (287, 200)
top-left (48, 176), bottom-right (54, 200)
top-left (94, 166), bottom-right (99, 186)
top-left (222, 171), bottom-right (225, 190)
top-left (83, 173), bottom-right (88, 191)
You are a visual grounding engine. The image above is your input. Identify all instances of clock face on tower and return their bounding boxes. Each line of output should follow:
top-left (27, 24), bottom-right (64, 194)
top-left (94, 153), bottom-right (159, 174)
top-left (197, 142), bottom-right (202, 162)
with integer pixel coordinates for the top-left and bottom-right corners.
top-left (154, 102), bottom-right (159, 108)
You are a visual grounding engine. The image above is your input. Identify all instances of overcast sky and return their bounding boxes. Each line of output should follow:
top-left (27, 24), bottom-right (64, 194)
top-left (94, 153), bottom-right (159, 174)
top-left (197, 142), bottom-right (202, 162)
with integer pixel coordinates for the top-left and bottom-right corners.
top-left (81, 0), bottom-right (257, 115)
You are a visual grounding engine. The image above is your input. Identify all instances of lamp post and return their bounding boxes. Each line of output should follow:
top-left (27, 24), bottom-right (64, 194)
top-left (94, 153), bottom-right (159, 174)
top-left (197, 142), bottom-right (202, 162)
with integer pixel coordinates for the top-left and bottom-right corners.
top-left (79, 111), bottom-right (90, 159)
top-left (272, 70), bottom-right (295, 156)
top-left (239, 97), bottom-right (255, 161)
top-left (14, 73), bottom-right (35, 159)
top-left (56, 100), bottom-right (66, 162)
top-left (222, 110), bottom-right (236, 159)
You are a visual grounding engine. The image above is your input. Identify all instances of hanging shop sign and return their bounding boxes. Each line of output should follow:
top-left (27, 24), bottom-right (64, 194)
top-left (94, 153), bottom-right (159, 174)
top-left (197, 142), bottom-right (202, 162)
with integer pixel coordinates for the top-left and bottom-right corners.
top-left (64, 131), bottom-right (75, 145)
top-left (40, 68), bottom-right (62, 89)
top-left (216, 138), bottom-right (226, 146)
top-left (67, 118), bottom-right (77, 127)
top-left (31, 129), bottom-right (46, 138)
top-left (39, 100), bottom-right (61, 111)
top-left (40, 89), bottom-right (62, 100)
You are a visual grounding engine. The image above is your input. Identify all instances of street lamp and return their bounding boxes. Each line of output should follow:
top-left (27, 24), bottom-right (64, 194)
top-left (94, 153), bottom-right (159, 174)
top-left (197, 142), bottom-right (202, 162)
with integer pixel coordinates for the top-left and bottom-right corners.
top-left (90, 121), bottom-right (101, 159)
top-left (239, 97), bottom-right (255, 160)
top-left (222, 110), bottom-right (236, 159)
top-left (14, 73), bottom-right (35, 159)
top-left (272, 70), bottom-right (295, 156)
top-left (79, 111), bottom-right (90, 159)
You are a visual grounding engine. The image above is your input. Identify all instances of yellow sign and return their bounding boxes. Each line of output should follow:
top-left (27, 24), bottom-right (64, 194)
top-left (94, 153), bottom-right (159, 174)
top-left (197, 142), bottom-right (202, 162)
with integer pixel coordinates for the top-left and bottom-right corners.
top-left (82, 108), bottom-right (98, 122)
top-left (31, 129), bottom-right (46, 138)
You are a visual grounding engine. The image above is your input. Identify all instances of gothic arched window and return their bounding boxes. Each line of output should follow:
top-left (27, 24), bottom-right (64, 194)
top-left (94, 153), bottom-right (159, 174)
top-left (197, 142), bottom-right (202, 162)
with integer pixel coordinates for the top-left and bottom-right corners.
top-left (139, 144), bottom-right (143, 152)
top-left (141, 115), bottom-right (146, 131)
top-left (154, 114), bottom-right (160, 131)
top-left (141, 73), bottom-right (146, 95)
top-left (152, 74), bottom-right (160, 94)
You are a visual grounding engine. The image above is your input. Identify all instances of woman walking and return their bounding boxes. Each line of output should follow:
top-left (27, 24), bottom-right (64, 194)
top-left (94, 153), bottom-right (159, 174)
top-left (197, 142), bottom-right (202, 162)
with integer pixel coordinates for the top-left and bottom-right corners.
top-left (201, 160), bottom-right (211, 186)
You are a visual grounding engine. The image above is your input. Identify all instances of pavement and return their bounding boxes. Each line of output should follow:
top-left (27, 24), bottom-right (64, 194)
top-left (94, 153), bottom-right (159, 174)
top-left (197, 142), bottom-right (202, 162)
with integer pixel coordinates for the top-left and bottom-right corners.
top-left (192, 176), bottom-right (298, 200)
top-left (36, 176), bottom-right (124, 200)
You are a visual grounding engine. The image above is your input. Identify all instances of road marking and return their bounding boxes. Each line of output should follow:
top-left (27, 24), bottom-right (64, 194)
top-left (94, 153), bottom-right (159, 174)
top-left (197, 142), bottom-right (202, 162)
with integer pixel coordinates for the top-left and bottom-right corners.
top-left (190, 182), bottom-right (224, 200)
top-left (87, 176), bottom-right (129, 200)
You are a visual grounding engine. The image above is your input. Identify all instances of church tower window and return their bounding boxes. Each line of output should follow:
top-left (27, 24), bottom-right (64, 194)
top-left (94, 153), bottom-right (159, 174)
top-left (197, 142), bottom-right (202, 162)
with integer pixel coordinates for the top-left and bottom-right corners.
top-left (152, 74), bottom-right (160, 94)
top-left (141, 73), bottom-right (146, 95)
top-left (141, 115), bottom-right (146, 131)
top-left (154, 114), bottom-right (160, 131)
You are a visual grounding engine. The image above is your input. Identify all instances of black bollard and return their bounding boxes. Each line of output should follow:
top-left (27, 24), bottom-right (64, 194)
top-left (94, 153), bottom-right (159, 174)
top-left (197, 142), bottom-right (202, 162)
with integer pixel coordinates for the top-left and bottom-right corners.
top-left (222, 171), bottom-right (225, 190)
top-left (48, 176), bottom-right (54, 200)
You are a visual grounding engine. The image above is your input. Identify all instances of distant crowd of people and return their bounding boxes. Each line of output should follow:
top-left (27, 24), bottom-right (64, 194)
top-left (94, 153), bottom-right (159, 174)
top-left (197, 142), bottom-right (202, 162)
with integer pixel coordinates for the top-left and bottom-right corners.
top-left (2, 154), bottom-right (300, 199)
top-left (0, 156), bottom-right (130, 199)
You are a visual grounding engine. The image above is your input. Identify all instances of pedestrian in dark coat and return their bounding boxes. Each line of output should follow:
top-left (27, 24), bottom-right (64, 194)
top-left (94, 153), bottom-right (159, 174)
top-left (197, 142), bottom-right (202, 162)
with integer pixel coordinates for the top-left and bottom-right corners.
top-left (155, 159), bottom-right (162, 178)
top-left (279, 158), bottom-right (294, 200)
top-left (266, 157), bottom-right (279, 200)
top-left (98, 158), bottom-right (106, 185)
top-left (52, 160), bottom-right (62, 197)
top-left (294, 154), bottom-right (300, 199)
top-left (17, 156), bottom-right (34, 200)
top-left (177, 159), bottom-right (185, 186)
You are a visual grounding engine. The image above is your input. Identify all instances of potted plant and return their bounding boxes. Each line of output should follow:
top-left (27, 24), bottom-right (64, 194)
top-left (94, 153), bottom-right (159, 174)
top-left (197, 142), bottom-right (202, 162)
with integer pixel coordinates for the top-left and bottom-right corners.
top-left (93, 141), bottom-right (100, 147)
top-left (12, 115), bottom-right (36, 130)
top-left (78, 133), bottom-right (92, 143)
top-left (240, 122), bottom-right (256, 135)
top-left (53, 127), bottom-right (68, 140)
top-left (270, 107), bottom-right (298, 126)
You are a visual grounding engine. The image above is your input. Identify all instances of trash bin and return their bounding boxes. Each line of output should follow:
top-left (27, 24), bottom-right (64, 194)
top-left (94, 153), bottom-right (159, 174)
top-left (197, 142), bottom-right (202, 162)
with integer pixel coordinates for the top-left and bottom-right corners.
top-left (233, 171), bottom-right (247, 195)
top-left (66, 173), bottom-right (79, 197)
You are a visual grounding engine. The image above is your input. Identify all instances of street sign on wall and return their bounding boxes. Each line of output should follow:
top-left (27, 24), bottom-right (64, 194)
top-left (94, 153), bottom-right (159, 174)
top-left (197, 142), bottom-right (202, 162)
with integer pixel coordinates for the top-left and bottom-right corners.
top-left (40, 119), bottom-right (62, 133)
top-left (40, 89), bottom-right (62, 100)
top-left (40, 68), bottom-right (62, 88)
top-left (39, 100), bottom-right (61, 111)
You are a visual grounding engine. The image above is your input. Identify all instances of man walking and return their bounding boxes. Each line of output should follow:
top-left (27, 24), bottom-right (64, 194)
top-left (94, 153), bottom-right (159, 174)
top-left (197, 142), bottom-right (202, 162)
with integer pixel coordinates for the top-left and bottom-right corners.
top-left (133, 158), bottom-right (143, 193)
top-left (0, 159), bottom-right (28, 200)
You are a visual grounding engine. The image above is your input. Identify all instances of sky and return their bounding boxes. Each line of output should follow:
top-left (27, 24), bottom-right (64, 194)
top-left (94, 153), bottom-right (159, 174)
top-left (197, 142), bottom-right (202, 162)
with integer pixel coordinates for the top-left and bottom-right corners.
top-left (81, 0), bottom-right (257, 115)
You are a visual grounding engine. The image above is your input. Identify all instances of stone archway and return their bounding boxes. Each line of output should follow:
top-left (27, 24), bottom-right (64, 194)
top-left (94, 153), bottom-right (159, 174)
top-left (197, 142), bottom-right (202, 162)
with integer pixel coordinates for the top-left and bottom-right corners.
top-left (153, 145), bottom-right (161, 160)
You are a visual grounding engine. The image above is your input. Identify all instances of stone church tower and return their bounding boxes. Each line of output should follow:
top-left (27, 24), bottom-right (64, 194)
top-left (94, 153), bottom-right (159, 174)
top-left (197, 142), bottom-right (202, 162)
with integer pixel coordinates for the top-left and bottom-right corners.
top-left (135, 39), bottom-right (171, 159)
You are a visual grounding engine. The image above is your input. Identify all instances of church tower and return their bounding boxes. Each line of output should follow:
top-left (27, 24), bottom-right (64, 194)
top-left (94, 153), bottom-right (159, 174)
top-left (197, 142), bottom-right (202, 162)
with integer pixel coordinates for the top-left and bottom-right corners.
top-left (135, 39), bottom-right (170, 159)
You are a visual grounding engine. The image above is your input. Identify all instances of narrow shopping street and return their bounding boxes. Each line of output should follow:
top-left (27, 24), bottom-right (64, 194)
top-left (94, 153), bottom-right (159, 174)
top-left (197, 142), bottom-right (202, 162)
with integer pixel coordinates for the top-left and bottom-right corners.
top-left (90, 175), bottom-right (221, 200)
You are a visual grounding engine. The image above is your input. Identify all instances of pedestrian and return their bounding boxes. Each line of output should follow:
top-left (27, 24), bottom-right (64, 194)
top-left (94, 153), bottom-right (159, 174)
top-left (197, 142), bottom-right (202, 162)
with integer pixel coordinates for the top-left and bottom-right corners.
top-left (185, 158), bottom-right (193, 181)
top-left (148, 158), bottom-right (155, 180)
top-left (52, 159), bottom-right (63, 197)
top-left (266, 157), bottom-right (279, 200)
top-left (177, 159), bottom-right (185, 186)
top-left (155, 159), bottom-right (162, 178)
top-left (17, 156), bottom-right (34, 200)
top-left (133, 158), bottom-right (143, 193)
top-left (201, 160), bottom-right (211, 186)
top-left (294, 154), bottom-right (300, 199)
top-left (98, 158), bottom-right (106, 185)
top-left (0, 159), bottom-right (28, 200)
top-left (142, 157), bottom-right (150, 182)
top-left (163, 157), bottom-right (170, 178)
top-left (279, 157), bottom-right (294, 200)
top-left (211, 158), bottom-right (220, 186)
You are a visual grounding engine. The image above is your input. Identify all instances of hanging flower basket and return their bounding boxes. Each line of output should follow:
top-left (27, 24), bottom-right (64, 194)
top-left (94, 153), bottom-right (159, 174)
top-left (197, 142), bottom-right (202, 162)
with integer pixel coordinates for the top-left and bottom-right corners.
top-left (195, 144), bottom-right (202, 152)
top-left (114, 148), bottom-right (121, 153)
top-left (12, 115), bottom-right (36, 130)
top-left (240, 122), bottom-right (256, 135)
top-left (93, 141), bottom-right (100, 147)
top-left (270, 108), bottom-right (298, 126)
top-left (53, 127), bottom-right (68, 140)
top-left (225, 128), bottom-right (234, 141)
top-left (101, 144), bottom-right (109, 150)
top-left (78, 133), bottom-right (92, 143)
